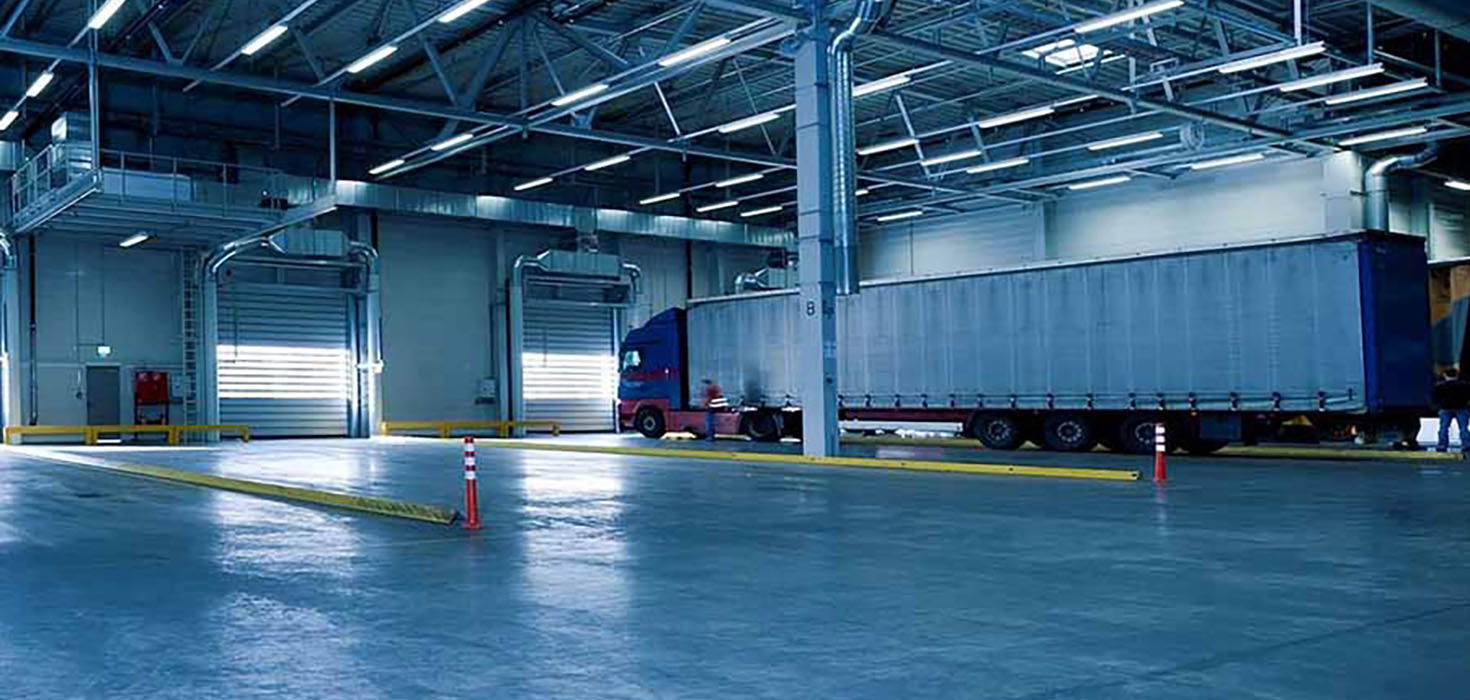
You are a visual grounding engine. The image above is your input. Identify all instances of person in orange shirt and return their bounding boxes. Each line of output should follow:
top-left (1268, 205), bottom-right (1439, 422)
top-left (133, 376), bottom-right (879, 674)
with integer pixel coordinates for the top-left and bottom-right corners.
top-left (700, 378), bottom-right (725, 442)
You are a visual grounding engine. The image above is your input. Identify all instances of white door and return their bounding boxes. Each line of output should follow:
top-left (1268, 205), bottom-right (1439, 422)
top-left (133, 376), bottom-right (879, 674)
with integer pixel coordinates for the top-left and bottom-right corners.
top-left (217, 285), bottom-right (354, 437)
top-left (522, 304), bottom-right (617, 432)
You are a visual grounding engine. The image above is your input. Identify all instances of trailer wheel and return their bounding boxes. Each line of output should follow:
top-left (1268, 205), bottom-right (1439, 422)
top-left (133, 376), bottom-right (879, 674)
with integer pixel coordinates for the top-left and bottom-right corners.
top-left (634, 407), bottom-right (667, 439)
top-left (1117, 416), bottom-right (1162, 454)
top-left (744, 412), bottom-right (783, 442)
top-left (972, 413), bottom-right (1025, 450)
top-left (1041, 414), bottom-right (1097, 452)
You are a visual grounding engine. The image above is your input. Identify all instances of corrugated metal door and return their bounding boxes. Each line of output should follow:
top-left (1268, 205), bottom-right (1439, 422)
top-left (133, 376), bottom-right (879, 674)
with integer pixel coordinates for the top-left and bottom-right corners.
top-left (522, 304), bottom-right (616, 431)
top-left (217, 285), bottom-right (354, 437)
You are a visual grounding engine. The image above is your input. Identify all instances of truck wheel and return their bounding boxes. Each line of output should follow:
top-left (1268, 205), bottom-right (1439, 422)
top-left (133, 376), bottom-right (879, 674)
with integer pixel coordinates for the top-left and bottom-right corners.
top-left (1041, 414), bottom-right (1097, 452)
top-left (1117, 416), bottom-right (1162, 454)
top-left (744, 412), bottom-right (783, 442)
top-left (972, 413), bottom-right (1025, 450)
top-left (634, 407), bottom-right (667, 439)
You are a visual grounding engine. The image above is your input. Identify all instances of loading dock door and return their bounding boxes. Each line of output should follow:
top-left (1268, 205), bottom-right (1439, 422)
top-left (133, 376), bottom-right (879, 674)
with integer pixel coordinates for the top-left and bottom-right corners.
top-left (217, 285), bottom-right (354, 437)
top-left (521, 304), bottom-right (617, 432)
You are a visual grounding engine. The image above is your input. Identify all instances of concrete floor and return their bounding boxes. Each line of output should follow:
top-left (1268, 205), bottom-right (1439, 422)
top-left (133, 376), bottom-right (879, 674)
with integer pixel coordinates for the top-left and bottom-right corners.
top-left (2, 436), bottom-right (1467, 698)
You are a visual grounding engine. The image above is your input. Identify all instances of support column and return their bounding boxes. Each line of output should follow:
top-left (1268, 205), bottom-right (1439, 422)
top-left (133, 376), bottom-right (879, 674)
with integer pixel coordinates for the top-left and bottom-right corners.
top-left (794, 4), bottom-right (839, 458)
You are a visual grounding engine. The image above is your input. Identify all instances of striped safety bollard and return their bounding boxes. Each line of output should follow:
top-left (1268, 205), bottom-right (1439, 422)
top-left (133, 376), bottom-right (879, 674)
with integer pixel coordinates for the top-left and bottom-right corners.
top-left (1153, 423), bottom-right (1168, 483)
top-left (462, 436), bottom-right (482, 530)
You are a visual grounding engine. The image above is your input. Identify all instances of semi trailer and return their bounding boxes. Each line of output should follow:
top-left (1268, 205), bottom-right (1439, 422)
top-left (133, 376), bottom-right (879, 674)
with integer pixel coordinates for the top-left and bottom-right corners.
top-left (617, 231), bottom-right (1432, 453)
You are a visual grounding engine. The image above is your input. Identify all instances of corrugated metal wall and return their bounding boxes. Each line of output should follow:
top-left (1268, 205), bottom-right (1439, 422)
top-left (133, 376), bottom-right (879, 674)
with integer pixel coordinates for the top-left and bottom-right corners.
top-left (690, 237), bottom-right (1371, 413)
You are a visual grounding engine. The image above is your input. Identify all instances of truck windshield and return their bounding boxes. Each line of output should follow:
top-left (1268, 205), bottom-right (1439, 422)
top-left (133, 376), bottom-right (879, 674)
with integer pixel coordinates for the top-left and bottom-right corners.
top-left (620, 349), bottom-right (642, 372)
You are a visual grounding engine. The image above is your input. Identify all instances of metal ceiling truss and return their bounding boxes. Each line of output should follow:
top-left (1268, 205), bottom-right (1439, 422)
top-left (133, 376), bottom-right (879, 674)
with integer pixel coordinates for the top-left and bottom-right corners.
top-left (0, 0), bottom-right (1466, 228)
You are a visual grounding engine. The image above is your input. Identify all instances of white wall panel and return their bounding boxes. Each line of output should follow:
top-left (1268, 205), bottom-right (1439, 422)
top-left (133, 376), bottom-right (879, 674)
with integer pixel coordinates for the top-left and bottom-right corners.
top-left (378, 215), bottom-right (498, 422)
top-left (29, 238), bottom-right (182, 426)
top-left (1047, 157), bottom-right (1329, 259)
top-left (1431, 187), bottom-right (1470, 261)
top-left (860, 204), bottom-right (1041, 279)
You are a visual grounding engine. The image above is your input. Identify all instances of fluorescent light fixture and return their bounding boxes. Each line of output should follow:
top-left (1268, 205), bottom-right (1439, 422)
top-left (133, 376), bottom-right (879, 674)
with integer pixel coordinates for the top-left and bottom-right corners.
top-left (875, 210), bottom-right (924, 223)
top-left (921, 149), bottom-right (983, 167)
top-left (118, 232), bottom-right (152, 248)
top-left (368, 158), bottom-right (405, 175)
top-left (1023, 39), bottom-right (1107, 68)
top-left (346, 45), bottom-right (398, 74)
top-left (853, 73), bottom-right (912, 97)
top-left (658, 36), bottom-right (732, 67)
top-left (639, 192), bottom-right (681, 205)
top-left (696, 200), bottom-right (739, 213)
top-left (241, 25), bottom-right (289, 55)
top-left (741, 205), bottom-right (784, 218)
top-left (1338, 126), bottom-right (1429, 146)
top-left (1189, 153), bottom-right (1266, 170)
top-left (965, 157), bottom-right (1030, 174)
top-left (585, 154), bottom-right (632, 171)
top-left (0, 111), bottom-right (17, 131)
top-left (715, 173), bottom-right (764, 188)
top-left (717, 111), bottom-right (781, 134)
top-left (854, 188), bottom-right (871, 197)
top-left (430, 132), bottom-right (475, 151)
top-left (1218, 41), bottom-right (1326, 74)
top-left (1068, 175), bottom-right (1132, 190)
top-left (25, 71), bottom-right (54, 97)
top-left (976, 105), bottom-right (1056, 129)
top-left (87, 0), bottom-right (126, 29)
top-left (1088, 132), bottom-right (1166, 151)
top-left (1324, 78), bottom-right (1429, 105)
top-left (514, 177), bottom-right (554, 191)
top-left (551, 82), bottom-right (610, 107)
top-left (1445, 180), bottom-right (1470, 192)
top-left (1277, 63), bottom-right (1383, 92)
top-left (1054, 94), bottom-right (1099, 108)
top-left (857, 138), bottom-right (918, 156)
top-left (438, 0), bottom-right (491, 23)
top-left (96, 345), bottom-right (112, 357)
top-left (1075, 0), bottom-right (1185, 33)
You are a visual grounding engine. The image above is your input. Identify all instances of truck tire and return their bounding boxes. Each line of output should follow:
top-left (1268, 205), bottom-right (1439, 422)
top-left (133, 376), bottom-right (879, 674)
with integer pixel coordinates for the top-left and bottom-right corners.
top-left (971, 413), bottom-right (1025, 451)
top-left (1117, 415), bottom-right (1162, 454)
top-left (634, 407), bottom-right (667, 439)
top-left (744, 412), bottom-right (783, 442)
top-left (1041, 413), bottom-right (1097, 452)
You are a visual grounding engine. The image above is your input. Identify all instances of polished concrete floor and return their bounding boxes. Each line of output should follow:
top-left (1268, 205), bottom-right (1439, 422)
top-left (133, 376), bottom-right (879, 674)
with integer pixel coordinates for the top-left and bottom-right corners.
top-left (2, 436), bottom-right (1467, 698)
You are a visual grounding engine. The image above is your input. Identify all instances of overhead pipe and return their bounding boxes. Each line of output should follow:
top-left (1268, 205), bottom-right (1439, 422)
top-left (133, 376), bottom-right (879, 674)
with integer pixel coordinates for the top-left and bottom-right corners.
top-left (1364, 144), bottom-right (1439, 232)
top-left (507, 254), bottom-right (550, 428)
top-left (829, 0), bottom-right (886, 296)
top-left (0, 230), bottom-right (17, 428)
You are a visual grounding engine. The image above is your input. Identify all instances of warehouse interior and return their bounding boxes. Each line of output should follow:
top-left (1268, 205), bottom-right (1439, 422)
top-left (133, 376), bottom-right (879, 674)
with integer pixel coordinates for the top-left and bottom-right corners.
top-left (2, 0), bottom-right (1469, 697)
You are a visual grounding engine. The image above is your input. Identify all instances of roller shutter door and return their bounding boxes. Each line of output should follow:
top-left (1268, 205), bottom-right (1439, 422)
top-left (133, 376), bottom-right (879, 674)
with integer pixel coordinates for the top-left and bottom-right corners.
top-left (218, 286), bottom-right (354, 437)
top-left (522, 304), bottom-right (616, 432)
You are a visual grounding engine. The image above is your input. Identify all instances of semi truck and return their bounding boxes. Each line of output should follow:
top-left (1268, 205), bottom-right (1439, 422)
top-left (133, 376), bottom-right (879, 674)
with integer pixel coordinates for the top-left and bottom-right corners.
top-left (617, 231), bottom-right (1432, 453)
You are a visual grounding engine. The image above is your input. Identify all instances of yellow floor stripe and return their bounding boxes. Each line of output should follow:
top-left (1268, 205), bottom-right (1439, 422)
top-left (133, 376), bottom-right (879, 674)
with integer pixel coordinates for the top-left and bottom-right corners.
top-left (842, 435), bottom-right (1460, 462)
top-left (1215, 446), bottom-right (1463, 462)
top-left (20, 449), bottom-right (459, 524)
top-left (477, 441), bottom-right (1138, 481)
